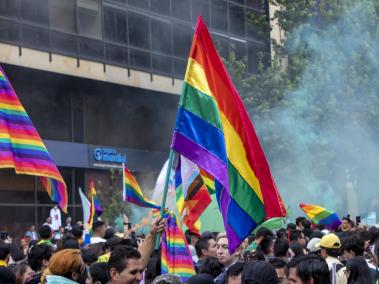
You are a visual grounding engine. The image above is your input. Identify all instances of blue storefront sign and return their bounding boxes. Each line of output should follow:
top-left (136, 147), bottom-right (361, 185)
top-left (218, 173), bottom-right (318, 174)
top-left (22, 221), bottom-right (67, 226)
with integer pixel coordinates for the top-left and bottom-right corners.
top-left (93, 147), bottom-right (126, 164)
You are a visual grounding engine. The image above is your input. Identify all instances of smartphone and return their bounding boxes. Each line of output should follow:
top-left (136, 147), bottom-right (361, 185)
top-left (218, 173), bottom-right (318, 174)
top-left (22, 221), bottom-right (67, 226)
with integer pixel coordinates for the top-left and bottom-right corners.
top-left (356, 216), bottom-right (361, 225)
top-left (0, 231), bottom-right (8, 241)
top-left (128, 222), bottom-right (132, 230)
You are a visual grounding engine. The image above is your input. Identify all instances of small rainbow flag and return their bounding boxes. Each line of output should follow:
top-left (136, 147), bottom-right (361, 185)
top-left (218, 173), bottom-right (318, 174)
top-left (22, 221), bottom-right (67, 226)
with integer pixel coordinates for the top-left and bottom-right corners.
top-left (0, 66), bottom-right (68, 212)
top-left (123, 165), bottom-right (160, 209)
top-left (90, 179), bottom-right (102, 216)
top-left (161, 212), bottom-right (196, 281)
top-left (299, 203), bottom-right (341, 230)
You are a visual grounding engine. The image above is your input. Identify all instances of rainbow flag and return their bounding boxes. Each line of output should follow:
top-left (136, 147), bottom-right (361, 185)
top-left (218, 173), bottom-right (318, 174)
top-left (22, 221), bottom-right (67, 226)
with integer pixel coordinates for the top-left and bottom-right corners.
top-left (123, 165), bottom-right (160, 209)
top-left (161, 212), bottom-right (196, 281)
top-left (0, 67), bottom-right (68, 212)
top-left (171, 17), bottom-right (286, 252)
top-left (90, 179), bottom-right (102, 216)
top-left (200, 169), bottom-right (215, 194)
top-left (300, 203), bottom-right (341, 230)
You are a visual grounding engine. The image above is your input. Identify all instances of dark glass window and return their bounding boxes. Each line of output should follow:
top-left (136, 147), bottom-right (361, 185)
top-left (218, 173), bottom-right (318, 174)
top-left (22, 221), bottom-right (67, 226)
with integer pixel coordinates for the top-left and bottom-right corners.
top-left (0, 170), bottom-right (35, 204)
top-left (128, 11), bottom-right (150, 49)
top-left (191, 0), bottom-right (210, 25)
top-left (248, 42), bottom-right (265, 73)
top-left (0, 0), bottom-right (18, 18)
top-left (0, 19), bottom-right (20, 43)
top-left (150, 0), bottom-right (170, 16)
top-left (246, 9), bottom-right (267, 40)
top-left (246, 0), bottom-right (263, 10)
top-left (127, 0), bottom-right (148, 9)
top-left (230, 39), bottom-right (246, 61)
top-left (129, 48), bottom-right (151, 69)
top-left (49, 0), bottom-right (77, 33)
top-left (51, 32), bottom-right (78, 56)
top-left (172, 0), bottom-right (190, 21)
top-left (231, 0), bottom-right (245, 5)
top-left (0, 205), bottom-right (35, 236)
top-left (212, 34), bottom-right (229, 60)
top-left (79, 37), bottom-right (104, 60)
top-left (152, 54), bottom-right (172, 75)
top-left (104, 7), bottom-right (127, 43)
top-left (151, 19), bottom-right (172, 55)
top-left (105, 43), bottom-right (128, 66)
top-left (210, 0), bottom-right (227, 32)
top-left (173, 59), bottom-right (187, 77)
top-left (173, 24), bottom-right (192, 58)
top-left (20, 0), bottom-right (49, 26)
top-left (20, 25), bottom-right (49, 50)
top-left (77, 0), bottom-right (102, 39)
top-left (229, 3), bottom-right (245, 36)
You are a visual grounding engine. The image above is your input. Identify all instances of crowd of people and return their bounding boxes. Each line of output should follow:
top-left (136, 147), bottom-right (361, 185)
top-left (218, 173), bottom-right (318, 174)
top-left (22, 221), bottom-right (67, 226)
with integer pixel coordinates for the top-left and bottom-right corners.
top-left (1, 214), bottom-right (379, 284)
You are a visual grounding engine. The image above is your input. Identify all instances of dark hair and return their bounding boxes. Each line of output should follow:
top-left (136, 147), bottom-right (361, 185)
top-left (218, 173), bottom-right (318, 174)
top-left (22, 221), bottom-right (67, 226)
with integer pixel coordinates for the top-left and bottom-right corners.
top-left (27, 244), bottom-right (52, 272)
top-left (57, 235), bottom-right (80, 251)
top-left (9, 243), bottom-right (25, 262)
top-left (0, 242), bottom-right (10, 260)
top-left (316, 224), bottom-right (326, 231)
top-left (310, 231), bottom-right (324, 239)
top-left (324, 247), bottom-right (341, 258)
top-left (343, 234), bottom-right (364, 257)
top-left (342, 216), bottom-right (355, 227)
top-left (144, 249), bottom-right (161, 284)
top-left (346, 256), bottom-right (373, 284)
top-left (0, 267), bottom-right (16, 283)
top-left (10, 262), bottom-right (29, 280)
top-left (296, 217), bottom-right (306, 227)
top-left (288, 255), bottom-right (331, 284)
top-left (269, 258), bottom-right (287, 270)
top-left (71, 225), bottom-right (83, 238)
top-left (199, 256), bottom-right (223, 278)
top-left (274, 238), bottom-right (289, 258)
top-left (369, 227), bottom-right (379, 244)
top-left (38, 225), bottom-right (51, 239)
top-left (276, 228), bottom-right (288, 239)
top-left (104, 228), bottom-right (116, 240)
top-left (289, 242), bottom-right (304, 257)
top-left (104, 237), bottom-right (123, 252)
top-left (287, 223), bottom-right (296, 230)
top-left (81, 249), bottom-right (98, 265)
top-left (107, 246), bottom-right (141, 279)
top-left (195, 236), bottom-right (213, 258)
top-left (289, 230), bottom-right (304, 242)
top-left (89, 262), bottom-right (108, 284)
top-left (255, 227), bottom-right (274, 240)
top-left (93, 221), bottom-right (105, 232)
top-left (257, 236), bottom-right (274, 255)
top-left (226, 262), bottom-right (245, 279)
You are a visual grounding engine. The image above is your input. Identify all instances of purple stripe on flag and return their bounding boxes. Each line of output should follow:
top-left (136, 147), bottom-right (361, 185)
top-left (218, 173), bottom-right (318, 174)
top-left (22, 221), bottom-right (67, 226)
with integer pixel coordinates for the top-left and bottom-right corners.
top-left (171, 131), bottom-right (229, 190)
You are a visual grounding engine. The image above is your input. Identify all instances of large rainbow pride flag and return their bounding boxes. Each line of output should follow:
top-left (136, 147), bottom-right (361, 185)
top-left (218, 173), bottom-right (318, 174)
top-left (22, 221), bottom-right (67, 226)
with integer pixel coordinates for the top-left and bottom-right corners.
top-left (123, 165), bottom-right (160, 209)
top-left (171, 17), bottom-right (286, 252)
top-left (161, 211), bottom-right (196, 281)
top-left (0, 67), bottom-right (68, 212)
top-left (300, 203), bottom-right (341, 230)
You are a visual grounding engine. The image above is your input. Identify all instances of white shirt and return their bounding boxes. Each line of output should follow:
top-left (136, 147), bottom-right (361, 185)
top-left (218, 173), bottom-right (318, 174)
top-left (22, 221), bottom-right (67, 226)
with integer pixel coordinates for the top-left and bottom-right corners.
top-left (50, 207), bottom-right (61, 231)
top-left (90, 236), bottom-right (106, 244)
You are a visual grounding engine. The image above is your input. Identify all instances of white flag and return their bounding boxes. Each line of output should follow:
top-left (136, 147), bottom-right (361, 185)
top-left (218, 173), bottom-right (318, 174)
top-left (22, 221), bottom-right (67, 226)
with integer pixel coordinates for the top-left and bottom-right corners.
top-left (79, 187), bottom-right (91, 225)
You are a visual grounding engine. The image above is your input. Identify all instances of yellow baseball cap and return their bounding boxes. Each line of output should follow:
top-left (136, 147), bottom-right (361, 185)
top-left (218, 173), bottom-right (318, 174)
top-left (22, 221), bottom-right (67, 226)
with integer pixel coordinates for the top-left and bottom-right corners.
top-left (316, 233), bottom-right (341, 249)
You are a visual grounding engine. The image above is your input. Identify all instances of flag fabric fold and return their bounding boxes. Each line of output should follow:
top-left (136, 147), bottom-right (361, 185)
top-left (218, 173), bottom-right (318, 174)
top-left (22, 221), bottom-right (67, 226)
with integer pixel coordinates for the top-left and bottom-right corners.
top-left (175, 155), bottom-right (212, 235)
top-left (299, 203), bottom-right (341, 230)
top-left (161, 211), bottom-right (196, 282)
top-left (79, 187), bottom-right (91, 227)
top-left (170, 17), bottom-right (286, 253)
top-left (0, 67), bottom-right (68, 212)
top-left (123, 165), bottom-right (160, 209)
top-left (90, 178), bottom-right (103, 216)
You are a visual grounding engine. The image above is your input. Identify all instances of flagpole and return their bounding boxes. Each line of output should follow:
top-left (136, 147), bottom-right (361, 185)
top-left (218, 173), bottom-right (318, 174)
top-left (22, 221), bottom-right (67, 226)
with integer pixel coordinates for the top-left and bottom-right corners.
top-left (155, 149), bottom-right (175, 248)
top-left (122, 162), bottom-right (126, 202)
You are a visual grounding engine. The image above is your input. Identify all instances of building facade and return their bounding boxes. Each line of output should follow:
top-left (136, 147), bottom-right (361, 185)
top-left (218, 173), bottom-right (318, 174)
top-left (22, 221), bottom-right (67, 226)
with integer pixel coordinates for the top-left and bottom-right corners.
top-left (0, 0), bottom-right (270, 235)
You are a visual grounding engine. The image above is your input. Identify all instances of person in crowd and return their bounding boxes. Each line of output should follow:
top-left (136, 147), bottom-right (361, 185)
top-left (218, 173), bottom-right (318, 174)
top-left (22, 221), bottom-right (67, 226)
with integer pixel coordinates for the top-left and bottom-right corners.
top-left (43, 218), bottom-right (54, 231)
top-left (20, 237), bottom-right (30, 256)
top-left (90, 221), bottom-right (106, 244)
top-left (346, 256), bottom-right (374, 284)
top-left (341, 216), bottom-right (354, 233)
top-left (107, 246), bottom-right (144, 284)
top-left (241, 260), bottom-right (279, 284)
top-left (289, 230), bottom-right (307, 249)
top-left (317, 233), bottom-right (347, 284)
top-left (9, 242), bottom-right (26, 264)
top-left (246, 228), bottom-right (274, 253)
top-left (0, 266), bottom-right (16, 283)
top-left (296, 217), bottom-right (306, 231)
top-left (256, 235), bottom-right (275, 260)
top-left (71, 225), bottom-right (85, 247)
top-left (26, 244), bottom-right (52, 284)
top-left (25, 226), bottom-right (38, 241)
top-left (104, 228), bottom-right (116, 240)
top-left (10, 262), bottom-right (34, 284)
top-left (86, 262), bottom-right (108, 284)
top-left (269, 258), bottom-right (288, 284)
top-left (37, 225), bottom-right (54, 248)
top-left (0, 242), bottom-right (10, 267)
top-left (42, 249), bottom-right (86, 284)
top-left (65, 217), bottom-right (72, 232)
top-left (287, 254), bottom-right (331, 284)
top-left (81, 249), bottom-right (98, 269)
top-left (226, 262), bottom-right (245, 284)
top-left (53, 226), bottom-right (66, 242)
top-left (289, 242), bottom-right (305, 259)
top-left (274, 238), bottom-right (290, 263)
top-left (198, 256), bottom-right (224, 278)
top-left (152, 274), bottom-right (183, 284)
top-left (49, 205), bottom-right (62, 232)
top-left (195, 235), bottom-right (218, 271)
top-left (214, 233), bottom-right (242, 284)
top-left (306, 238), bottom-right (321, 255)
top-left (187, 273), bottom-right (214, 284)
top-left (185, 230), bottom-right (200, 247)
